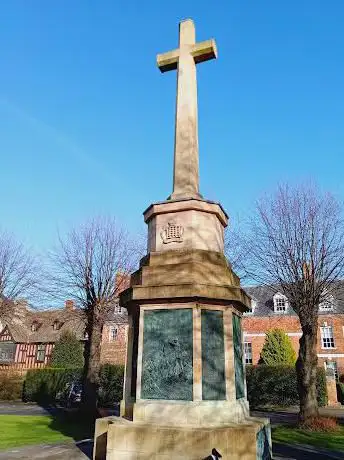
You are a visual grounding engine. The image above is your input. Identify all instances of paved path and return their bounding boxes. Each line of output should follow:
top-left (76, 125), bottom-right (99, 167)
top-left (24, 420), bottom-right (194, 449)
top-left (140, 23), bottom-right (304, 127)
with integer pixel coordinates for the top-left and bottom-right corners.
top-left (251, 407), bottom-right (344, 426)
top-left (0, 401), bottom-right (120, 417)
top-left (273, 442), bottom-right (344, 460)
top-left (0, 440), bottom-right (93, 460)
top-left (0, 402), bottom-right (57, 416)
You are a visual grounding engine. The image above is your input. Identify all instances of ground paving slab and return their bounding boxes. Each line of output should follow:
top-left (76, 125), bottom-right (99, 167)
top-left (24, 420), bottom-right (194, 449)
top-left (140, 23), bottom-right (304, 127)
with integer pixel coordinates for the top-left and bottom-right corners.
top-left (0, 440), bottom-right (93, 460)
top-left (0, 439), bottom-right (343, 460)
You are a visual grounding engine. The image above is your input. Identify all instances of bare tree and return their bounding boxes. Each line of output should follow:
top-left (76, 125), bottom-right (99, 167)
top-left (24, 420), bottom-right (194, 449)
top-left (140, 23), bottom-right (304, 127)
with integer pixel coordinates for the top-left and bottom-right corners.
top-left (0, 230), bottom-right (40, 322)
top-left (49, 217), bottom-right (140, 416)
top-left (224, 224), bottom-right (250, 281)
top-left (242, 184), bottom-right (344, 422)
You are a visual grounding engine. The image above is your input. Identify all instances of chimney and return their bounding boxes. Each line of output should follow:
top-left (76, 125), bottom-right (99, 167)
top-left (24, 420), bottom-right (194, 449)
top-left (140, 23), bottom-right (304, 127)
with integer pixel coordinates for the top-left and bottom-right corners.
top-left (15, 298), bottom-right (29, 310)
top-left (65, 299), bottom-right (75, 311)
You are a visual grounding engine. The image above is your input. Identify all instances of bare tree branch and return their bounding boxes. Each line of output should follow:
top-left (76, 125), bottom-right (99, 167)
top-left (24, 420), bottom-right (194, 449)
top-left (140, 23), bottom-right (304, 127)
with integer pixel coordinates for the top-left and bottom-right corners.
top-left (0, 230), bottom-right (41, 322)
top-left (48, 216), bottom-right (141, 416)
top-left (243, 184), bottom-right (344, 306)
top-left (224, 223), bottom-right (251, 282)
top-left (238, 183), bottom-right (344, 422)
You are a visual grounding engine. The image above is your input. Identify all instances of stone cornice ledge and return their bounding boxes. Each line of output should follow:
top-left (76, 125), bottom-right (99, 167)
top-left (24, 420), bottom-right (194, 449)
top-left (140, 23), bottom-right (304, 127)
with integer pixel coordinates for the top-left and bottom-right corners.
top-left (120, 283), bottom-right (251, 312)
top-left (143, 197), bottom-right (228, 227)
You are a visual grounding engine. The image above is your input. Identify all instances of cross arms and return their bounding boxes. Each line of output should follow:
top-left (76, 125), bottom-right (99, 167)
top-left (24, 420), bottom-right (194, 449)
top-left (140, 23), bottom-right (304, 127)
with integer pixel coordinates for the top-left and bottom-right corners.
top-left (157, 39), bottom-right (218, 73)
top-left (157, 49), bottom-right (180, 73)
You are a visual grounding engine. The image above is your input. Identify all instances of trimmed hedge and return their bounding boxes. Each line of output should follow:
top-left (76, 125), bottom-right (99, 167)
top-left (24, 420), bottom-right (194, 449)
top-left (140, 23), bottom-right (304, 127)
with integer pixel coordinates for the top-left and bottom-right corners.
top-left (23, 368), bottom-right (82, 404)
top-left (337, 383), bottom-right (344, 405)
top-left (98, 364), bottom-right (125, 407)
top-left (246, 365), bottom-right (327, 408)
top-left (0, 371), bottom-right (24, 400)
top-left (23, 364), bottom-right (124, 406)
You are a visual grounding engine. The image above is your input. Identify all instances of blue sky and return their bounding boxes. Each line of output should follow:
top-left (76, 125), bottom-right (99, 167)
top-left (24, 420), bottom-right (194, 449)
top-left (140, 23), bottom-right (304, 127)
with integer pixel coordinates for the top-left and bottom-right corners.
top-left (1, 1), bottom-right (344, 253)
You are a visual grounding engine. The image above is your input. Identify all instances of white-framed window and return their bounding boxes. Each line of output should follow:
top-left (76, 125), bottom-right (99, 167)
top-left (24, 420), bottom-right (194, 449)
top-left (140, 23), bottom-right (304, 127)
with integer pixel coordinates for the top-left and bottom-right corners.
top-left (245, 299), bottom-right (256, 315)
top-left (319, 294), bottom-right (334, 312)
top-left (244, 342), bottom-right (253, 364)
top-left (52, 321), bottom-right (61, 331)
top-left (273, 293), bottom-right (288, 313)
top-left (320, 324), bottom-right (335, 349)
top-left (110, 326), bottom-right (118, 341)
top-left (36, 344), bottom-right (46, 362)
top-left (114, 302), bottom-right (122, 313)
top-left (325, 360), bottom-right (338, 381)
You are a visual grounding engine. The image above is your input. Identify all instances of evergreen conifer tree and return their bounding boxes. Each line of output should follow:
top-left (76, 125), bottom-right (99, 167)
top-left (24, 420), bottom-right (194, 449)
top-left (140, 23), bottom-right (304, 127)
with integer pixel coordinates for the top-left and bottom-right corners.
top-left (260, 328), bottom-right (296, 365)
top-left (50, 330), bottom-right (84, 368)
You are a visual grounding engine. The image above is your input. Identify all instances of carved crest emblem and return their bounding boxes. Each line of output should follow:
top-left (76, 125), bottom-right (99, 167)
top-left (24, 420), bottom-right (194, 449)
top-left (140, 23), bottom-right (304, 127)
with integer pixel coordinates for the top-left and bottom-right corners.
top-left (160, 220), bottom-right (184, 244)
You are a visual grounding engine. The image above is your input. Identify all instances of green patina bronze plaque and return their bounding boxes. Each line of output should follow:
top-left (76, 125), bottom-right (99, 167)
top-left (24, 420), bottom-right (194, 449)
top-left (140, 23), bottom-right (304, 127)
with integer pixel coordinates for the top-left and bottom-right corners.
top-left (201, 309), bottom-right (226, 400)
top-left (141, 308), bottom-right (193, 400)
top-left (233, 313), bottom-right (245, 399)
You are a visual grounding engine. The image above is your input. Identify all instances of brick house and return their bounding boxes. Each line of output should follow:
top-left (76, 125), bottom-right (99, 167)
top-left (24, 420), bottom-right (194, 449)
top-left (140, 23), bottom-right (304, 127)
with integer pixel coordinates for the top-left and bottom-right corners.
top-left (243, 285), bottom-right (344, 379)
top-left (100, 303), bottom-right (128, 366)
top-left (0, 299), bottom-right (128, 370)
top-left (3, 282), bottom-right (343, 381)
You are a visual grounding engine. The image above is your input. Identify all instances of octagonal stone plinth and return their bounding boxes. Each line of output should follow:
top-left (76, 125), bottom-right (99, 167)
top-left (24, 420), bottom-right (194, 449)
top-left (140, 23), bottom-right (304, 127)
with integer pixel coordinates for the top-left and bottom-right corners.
top-left (94, 416), bottom-right (271, 460)
top-left (144, 198), bottom-right (228, 254)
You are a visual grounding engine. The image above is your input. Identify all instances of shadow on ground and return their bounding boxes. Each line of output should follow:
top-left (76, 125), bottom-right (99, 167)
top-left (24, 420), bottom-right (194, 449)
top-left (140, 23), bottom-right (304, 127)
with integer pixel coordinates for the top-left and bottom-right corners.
top-left (43, 406), bottom-right (94, 459)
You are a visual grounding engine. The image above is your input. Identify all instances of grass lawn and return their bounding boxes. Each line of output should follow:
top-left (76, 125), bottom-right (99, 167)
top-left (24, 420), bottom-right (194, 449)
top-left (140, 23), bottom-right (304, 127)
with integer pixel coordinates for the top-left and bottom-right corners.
top-left (0, 414), bottom-right (93, 450)
top-left (272, 425), bottom-right (344, 452)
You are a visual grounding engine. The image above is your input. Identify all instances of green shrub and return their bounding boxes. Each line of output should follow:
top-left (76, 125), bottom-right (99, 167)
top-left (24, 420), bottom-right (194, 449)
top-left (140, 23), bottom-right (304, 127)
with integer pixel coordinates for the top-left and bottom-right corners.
top-left (50, 330), bottom-right (84, 368)
top-left (260, 329), bottom-right (296, 365)
top-left (0, 371), bottom-right (24, 400)
top-left (337, 382), bottom-right (344, 405)
top-left (246, 365), bottom-right (327, 408)
top-left (23, 364), bottom-right (124, 406)
top-left (23, 368), bottom-right (82, 404)
top-left (98, 364), bottom-right (124, 407)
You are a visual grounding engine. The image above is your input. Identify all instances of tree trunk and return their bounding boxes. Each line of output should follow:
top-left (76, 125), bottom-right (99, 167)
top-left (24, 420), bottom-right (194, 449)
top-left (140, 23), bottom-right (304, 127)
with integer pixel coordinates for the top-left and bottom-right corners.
top-left (81, 315), bottom-right (103, 418)
top-left (296, 322), bottom-right (319, 423)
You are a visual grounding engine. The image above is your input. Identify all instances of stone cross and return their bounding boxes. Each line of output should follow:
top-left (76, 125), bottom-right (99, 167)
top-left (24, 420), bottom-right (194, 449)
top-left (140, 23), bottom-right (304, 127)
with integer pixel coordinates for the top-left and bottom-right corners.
top-left (157, 19), bottom-right (217, 200)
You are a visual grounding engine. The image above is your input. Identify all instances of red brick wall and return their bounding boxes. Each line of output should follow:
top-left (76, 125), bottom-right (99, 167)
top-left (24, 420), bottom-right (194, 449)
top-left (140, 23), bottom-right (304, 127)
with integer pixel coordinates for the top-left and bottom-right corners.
top-left (243, 314), bottom-right (344, 376)
top-left (100, 323), bottom-right (127, 365)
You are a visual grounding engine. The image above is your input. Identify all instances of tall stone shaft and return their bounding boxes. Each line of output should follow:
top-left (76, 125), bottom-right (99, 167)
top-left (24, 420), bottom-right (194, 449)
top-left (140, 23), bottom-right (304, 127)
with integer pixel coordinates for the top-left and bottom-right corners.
top-left (94, 18), bottom-right (272, 460)
top-left (157, 19), bottom-right (217, 199)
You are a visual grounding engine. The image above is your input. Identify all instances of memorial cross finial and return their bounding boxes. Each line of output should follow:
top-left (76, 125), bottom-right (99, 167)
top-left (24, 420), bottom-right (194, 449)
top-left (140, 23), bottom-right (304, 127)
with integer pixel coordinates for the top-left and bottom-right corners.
top-left (157, 19), bottom-right (217, 200)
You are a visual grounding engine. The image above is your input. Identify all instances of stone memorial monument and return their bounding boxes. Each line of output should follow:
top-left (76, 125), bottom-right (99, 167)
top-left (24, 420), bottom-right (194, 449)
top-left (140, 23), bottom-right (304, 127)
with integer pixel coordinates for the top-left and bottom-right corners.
top-left (93, 18), bottom-right (271, 460)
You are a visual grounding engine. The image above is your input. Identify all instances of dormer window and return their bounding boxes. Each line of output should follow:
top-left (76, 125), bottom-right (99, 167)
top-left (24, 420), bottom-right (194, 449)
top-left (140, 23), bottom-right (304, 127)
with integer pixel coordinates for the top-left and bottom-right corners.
top-left (245, 299), bottom-right (256, 315)
top-left (31, 321), bottom-right (39, 332)
top-left (319, 294), bottom-right (334, 312)
top-left (273, 293), bottom-right (288, 313)
top-left (52, 320), bottom-right (62, 331)
top-left (114, 302), bottom-right (122, 314)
